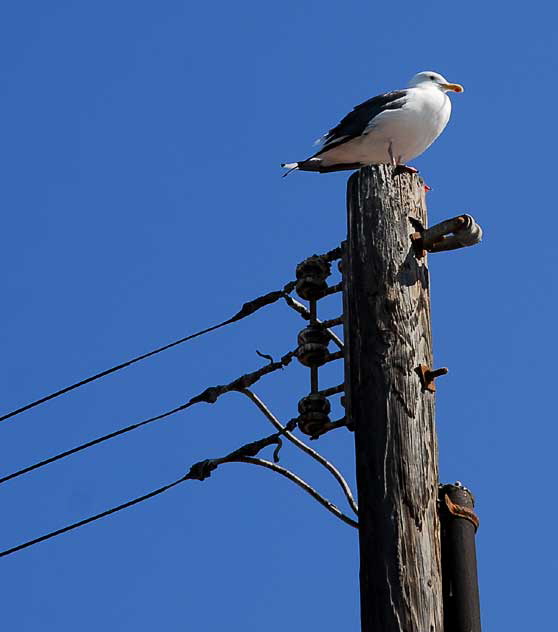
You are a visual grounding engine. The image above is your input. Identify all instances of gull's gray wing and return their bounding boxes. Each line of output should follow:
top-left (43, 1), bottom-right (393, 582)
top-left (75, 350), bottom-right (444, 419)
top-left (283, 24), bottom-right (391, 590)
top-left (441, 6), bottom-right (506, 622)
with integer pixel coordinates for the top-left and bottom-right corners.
top-left (314, 90), bottom-right (408, 156)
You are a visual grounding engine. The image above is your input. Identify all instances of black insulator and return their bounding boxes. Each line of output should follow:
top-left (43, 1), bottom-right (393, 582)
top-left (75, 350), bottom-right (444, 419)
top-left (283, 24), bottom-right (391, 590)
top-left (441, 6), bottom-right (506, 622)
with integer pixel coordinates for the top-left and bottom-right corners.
top-left (297, 394), bottom-right (331, 436)
top-left (296, 324), bottom-right (330, 367)
top-left (295, 256), bottom-right (331, 300)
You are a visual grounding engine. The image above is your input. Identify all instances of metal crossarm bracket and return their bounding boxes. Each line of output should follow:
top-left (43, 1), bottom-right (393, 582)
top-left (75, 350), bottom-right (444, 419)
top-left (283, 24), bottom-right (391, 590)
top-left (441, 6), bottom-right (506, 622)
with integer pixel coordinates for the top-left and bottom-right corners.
top-left (411, 214), bottom-right (483, 257)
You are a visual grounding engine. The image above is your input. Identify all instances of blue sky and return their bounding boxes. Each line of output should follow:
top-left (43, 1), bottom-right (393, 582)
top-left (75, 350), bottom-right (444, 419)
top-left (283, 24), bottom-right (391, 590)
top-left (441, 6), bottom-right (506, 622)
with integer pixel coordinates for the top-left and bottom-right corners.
top-left (0, 1), bottom-right (556, 630)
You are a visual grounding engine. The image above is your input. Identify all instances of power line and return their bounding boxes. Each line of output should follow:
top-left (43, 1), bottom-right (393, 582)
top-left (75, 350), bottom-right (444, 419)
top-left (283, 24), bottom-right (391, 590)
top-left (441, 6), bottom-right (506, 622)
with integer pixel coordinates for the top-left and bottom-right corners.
top-left (0, 475), bottom-right (188, 558)
top-left (0, 404), bottom-right (192, 485)
top-left (0, 420), bottom-right (356, 559)
top-left (0, 324), bottom-right (222, 425)
top-left (0, 429), bottom-right (287, 559)
top-left (0, 246), bottom-right (347, 558)
top-left (0, 349), bottom-right (296, 486)
top-left (0, 282), bottom-right (295, 425)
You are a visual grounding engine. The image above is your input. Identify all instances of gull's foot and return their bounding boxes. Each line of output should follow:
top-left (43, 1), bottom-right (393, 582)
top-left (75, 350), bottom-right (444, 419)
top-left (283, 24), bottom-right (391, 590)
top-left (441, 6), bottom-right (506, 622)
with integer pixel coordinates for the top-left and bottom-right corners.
top-left (393, 164), bottom-right (419, 177)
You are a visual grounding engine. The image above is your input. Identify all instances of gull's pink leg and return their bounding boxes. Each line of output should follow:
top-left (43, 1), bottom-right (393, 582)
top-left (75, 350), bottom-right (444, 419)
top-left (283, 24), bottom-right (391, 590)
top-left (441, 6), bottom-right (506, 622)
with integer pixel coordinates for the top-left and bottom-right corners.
top-left (388, 142), bottom-right (397, 167)
top-left (391, 163), bottom-right (430, 191)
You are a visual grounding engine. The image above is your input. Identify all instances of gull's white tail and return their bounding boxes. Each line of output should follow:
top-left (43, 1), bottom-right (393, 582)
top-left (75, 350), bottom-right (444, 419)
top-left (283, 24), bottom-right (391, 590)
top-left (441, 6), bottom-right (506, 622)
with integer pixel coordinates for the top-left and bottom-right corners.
top-left (281, 162), bottom-right (299, 177)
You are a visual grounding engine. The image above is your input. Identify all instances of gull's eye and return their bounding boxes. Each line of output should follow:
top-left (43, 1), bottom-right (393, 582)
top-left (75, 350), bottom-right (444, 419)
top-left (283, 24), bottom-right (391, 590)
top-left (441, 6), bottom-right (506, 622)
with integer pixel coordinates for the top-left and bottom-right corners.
top-left (429, 75), bottom-right (436, 80)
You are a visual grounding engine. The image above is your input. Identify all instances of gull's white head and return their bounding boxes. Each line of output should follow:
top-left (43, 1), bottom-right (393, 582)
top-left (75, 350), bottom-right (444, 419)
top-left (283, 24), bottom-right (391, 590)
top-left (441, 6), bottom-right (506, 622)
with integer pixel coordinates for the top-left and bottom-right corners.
top-left (408, 71), bottom-right (464, 93)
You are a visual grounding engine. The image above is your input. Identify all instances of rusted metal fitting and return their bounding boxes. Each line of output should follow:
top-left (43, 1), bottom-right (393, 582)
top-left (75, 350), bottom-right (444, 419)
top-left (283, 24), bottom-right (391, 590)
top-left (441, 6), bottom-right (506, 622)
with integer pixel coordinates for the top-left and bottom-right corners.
top-left (411, 214), bottom-right (483, 258)
top-left (443, 493), bottom-right (480, 531)
top-left (297, 324), bottom-right (330, 367)
top-left (416, 364), bottom-right (448, 392)
top-left (295, 255), bottom-right (331, 300)
top-left (297, 393), bottom-right (331, 436)
top-left (439, 482), bottom-right (480, 531)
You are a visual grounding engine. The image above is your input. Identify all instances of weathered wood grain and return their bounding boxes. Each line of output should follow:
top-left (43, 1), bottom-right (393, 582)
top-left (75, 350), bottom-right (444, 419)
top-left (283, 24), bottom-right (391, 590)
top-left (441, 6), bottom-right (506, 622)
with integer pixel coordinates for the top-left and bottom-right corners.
top-left (342, 165), bottom-right (442, 632)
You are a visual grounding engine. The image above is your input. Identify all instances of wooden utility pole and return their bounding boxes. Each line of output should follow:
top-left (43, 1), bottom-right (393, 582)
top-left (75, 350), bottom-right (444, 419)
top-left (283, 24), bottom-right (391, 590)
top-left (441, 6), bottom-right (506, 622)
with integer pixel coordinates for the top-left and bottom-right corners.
top-left (342, 165), bottom-right (443, 632)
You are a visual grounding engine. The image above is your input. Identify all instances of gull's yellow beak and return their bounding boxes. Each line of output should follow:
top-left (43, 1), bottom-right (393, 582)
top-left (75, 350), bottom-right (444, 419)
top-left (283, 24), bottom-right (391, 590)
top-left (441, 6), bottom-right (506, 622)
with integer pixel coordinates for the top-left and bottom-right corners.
top-left (442, 82), bottom-right (464, 93)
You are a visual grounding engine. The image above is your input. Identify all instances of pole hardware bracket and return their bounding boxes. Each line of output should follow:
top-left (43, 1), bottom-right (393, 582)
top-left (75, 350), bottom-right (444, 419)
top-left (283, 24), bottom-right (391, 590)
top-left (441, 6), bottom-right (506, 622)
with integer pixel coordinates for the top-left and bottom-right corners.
top-left (416, 364), bottom-right (448, 392)
top-left (410, 214), bottom-right (483, 258)
top-left (307, 418), bottom-right (347, 440)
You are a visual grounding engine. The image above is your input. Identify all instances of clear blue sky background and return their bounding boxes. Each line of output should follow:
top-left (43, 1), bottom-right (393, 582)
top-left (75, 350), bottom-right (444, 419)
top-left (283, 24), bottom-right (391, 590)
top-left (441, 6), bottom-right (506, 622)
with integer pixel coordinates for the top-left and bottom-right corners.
top-left (0, 1), bottom-right (555, 630)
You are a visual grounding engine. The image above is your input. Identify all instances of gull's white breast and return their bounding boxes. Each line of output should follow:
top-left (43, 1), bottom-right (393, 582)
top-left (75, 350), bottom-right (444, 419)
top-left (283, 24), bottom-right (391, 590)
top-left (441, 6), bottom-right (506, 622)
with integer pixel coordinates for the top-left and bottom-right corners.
top-left (386, 86), bottom-right (452, 163)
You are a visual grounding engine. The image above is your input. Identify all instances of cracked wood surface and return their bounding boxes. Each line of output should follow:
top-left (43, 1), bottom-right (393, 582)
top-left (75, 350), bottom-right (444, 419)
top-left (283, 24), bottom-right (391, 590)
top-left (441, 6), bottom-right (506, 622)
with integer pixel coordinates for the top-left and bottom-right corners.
top-left (343, 165), bottom-right (442, 632)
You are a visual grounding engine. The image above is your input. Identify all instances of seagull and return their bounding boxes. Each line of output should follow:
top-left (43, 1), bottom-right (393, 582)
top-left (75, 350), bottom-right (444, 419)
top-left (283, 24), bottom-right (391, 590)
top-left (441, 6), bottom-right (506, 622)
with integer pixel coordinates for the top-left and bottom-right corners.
top-left (281, 71), bottom-right (463, 176)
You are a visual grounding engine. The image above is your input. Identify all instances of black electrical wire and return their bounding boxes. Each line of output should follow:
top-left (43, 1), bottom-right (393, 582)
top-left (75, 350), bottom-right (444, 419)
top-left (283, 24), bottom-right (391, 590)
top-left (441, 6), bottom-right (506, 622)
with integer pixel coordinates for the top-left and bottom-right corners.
top-left (0, 347), bottom-right (296, 487)
top-left (0, 475), bottom-right (188, 559)
top-left (0, 413), bottom-right (354, 558)
top-left (0, 323), bottom-right (225, 425)
top-left (0, 282), bottom-right (295, 425)
top-left (0, 403), bottom-right (192, 485)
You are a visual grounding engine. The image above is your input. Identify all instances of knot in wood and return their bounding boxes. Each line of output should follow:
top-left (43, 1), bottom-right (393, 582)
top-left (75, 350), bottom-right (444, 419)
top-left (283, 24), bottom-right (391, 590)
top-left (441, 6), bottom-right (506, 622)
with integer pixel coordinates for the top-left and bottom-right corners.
top-left (297, 394), bottom-right (331, 436)
top-left (295, 255), bottom-right (331, 300)
top-left (296, 324), bottom-right (330, 367)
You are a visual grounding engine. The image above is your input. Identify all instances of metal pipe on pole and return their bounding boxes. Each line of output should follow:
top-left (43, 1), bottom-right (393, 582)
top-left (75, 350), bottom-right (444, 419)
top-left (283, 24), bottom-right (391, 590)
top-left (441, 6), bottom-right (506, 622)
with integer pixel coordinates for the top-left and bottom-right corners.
top-left (439, 483), bottom-right (482, 632)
